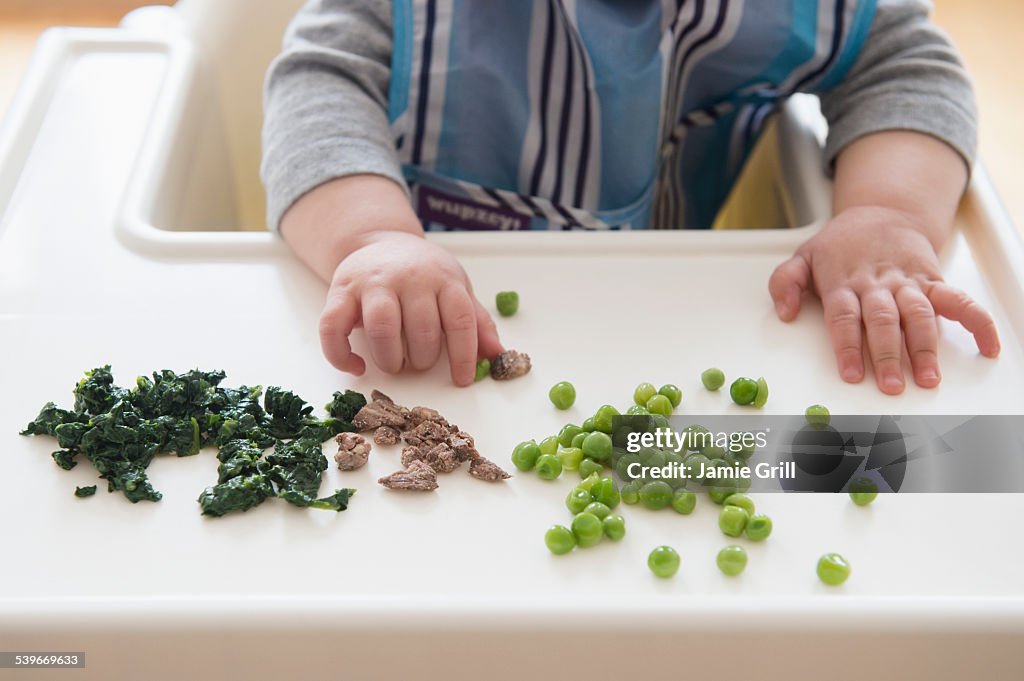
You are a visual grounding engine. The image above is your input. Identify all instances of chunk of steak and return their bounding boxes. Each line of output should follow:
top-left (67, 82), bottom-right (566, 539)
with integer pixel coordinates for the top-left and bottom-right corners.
top-left (379, 460), bottom-right (438, 491)
top-left (490, 349), bottom-right (532, 380)
top-left (334, 432), bottom-right (372, 471)
top-left (469, 456), bottom-right (512, 482)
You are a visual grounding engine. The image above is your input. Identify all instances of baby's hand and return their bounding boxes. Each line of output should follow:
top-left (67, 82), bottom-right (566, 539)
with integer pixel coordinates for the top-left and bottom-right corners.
top-left (769, 206), bottom-right (1000, 394)
top-left (319, 231), bottom-right (503, 386)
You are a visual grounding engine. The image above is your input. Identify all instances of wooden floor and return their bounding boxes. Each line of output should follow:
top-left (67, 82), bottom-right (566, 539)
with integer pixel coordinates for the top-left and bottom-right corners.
top-left (0, 0), bottom-right (1021, 231)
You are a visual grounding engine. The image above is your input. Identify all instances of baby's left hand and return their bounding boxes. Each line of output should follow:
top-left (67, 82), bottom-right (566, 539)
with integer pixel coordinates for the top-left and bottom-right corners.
top-left (768, 205), bottom-right (1001, 394)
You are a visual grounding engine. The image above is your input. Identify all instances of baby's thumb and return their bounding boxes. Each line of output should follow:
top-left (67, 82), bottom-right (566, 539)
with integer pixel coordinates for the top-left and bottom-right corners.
top-left (474, 299), bottom-right (505, 360)
top-left (768, 254), bottom-right (811, 322)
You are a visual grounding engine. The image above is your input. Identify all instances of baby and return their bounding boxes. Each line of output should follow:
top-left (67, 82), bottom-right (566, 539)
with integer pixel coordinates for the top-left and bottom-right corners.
top-left (262, 0), bottom-right (1000, 391)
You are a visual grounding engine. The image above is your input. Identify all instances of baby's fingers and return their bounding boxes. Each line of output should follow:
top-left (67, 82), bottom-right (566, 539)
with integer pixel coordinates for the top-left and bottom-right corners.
top-left (401, 291), bottom-right (442, 371)
top-left (823, 288), bottom-right (865, 384)
top-left (861, 289), bottom-right (905, 395)
top-left (895, 286), bottom-right (940, 388)
top-left (319, 290), bottom-right (366, 375)
top-left (362, 287), bottom-right (404, 374)
top-left (439, 284), bottom-right (479, 387)
top-left (768, 254), bottom-right (811, 321)
top-left (474, 298), bottom-right (504, 361)
top-left (927, 283), bottom-right (1001, 358)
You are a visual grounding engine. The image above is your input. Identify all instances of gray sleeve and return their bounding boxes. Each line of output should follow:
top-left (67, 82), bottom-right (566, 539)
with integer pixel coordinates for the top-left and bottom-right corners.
top-left (819, 0), bottom-right (977, 171)
top-left (260, 0), bottom-right (402, 232)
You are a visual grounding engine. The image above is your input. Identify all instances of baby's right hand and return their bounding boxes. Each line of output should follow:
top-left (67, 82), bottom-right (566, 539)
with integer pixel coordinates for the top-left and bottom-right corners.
top-left (318, 231), bottom-right (504, 386)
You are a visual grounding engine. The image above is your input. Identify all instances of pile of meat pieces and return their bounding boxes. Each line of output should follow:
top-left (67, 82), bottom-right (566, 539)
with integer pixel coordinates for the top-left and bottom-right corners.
top-left (334, 390), bottom-right (511, 491)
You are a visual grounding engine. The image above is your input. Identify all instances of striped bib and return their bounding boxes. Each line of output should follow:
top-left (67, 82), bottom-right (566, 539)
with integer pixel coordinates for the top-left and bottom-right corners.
top-left (387, 0), bottom-right (876, 230)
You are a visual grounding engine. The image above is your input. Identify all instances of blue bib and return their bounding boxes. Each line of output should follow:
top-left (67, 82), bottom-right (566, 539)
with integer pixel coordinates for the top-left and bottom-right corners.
top-left (388, 0), bottom-right (876, 230)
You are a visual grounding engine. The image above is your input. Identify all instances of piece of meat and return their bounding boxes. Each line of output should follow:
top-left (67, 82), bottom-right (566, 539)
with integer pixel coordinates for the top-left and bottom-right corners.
top-left (490, 349), bottom-right (532, 380)
top-left (446, 431), bottom-right (479, 462)
top-left (373, 426), bottom-right (401, 446)
top-left (352, 390), bottom-right (410, 431)
top-left (401, 443), bottom-right (463, 474)
top-left (403, 419), bottom-right (452, 448)
top-left (379, 460), bottom-right (438, 491)
top-left (406, 406), bottom-right (449, 429)
top-left (334, 432), bottom-right (372, 471)
top-left (469, 456), bottom-right (512, 482)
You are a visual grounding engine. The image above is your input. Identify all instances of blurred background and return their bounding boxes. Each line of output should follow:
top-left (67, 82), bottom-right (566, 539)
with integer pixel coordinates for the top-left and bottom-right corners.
top-left (0, 0), bottom-right (1020, 231)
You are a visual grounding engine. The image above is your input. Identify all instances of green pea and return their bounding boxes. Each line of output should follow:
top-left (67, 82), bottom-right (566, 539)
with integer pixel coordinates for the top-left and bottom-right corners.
top-left (603, 515), bottom-right (626, 541)
top-left (577, 472), bottom-right (600, 492)
top-left (728, 433), bottom-right (757, 460)
top-left (683, 424), bottom-right (711, 451)
top-left (625, 404), bottom-right (650, 416)
top-left (570, 431), bottom-right (588, 449)
top-left (539, 436), bottom-right (559, 456)
top-left (648, 546), bottom-right (680, 578)
top-left (723, 493), bottom-right (755, 515)
top-left (817, 552), bottom-right (851, 586)
top-left (745, 514), bottom-right (773, 541)
top-left (621, 479), bottom-right (643, 505)
top-left (671, 488), bottom-right (697, 515)
top-left (638, 447), bottom-right (667, 469)
top-left (729, 377), bottom-right (758, 406)
top-left (545, 525), bottom-right (576, 555)
top-left (581, 431), bottom-right (613, 462)
top-left (557, 446), bottom-right (584, 472)
top-left (805, 404), bottom-right (831, 428)
top-left (753, 377), bottom-right (769, 408)
top-left (716, 545), bottom-right (748, 576)
top-left (658, 384), bottom-right (682, 408)
top-left (639, 481), bottom-right (673, 510)
top-left (475, 358), bottom-right (491, 382)
top-left (495, 290), bottom-right (519, 317)
top-left (703, 445), bottom-right (727, 460)
top-left (590, 477), bottom-right (621, 509)
top-left (645, 394), bottom-right (673, 417)
top-left (593, 405), bottom-right (620, 433)
top-left (708, 486), bottom-right (734, 505)
top-left (549, 381), bottom-right (576, 410)
top-left (664, 452), bottom-right (688, 489)
top-left (535, 454), bottom-right (562, 480)
top-left (581, 417), bottom-right (596, 432)
top-left (684, 453), bottom-right (711, 481)
top-left (565, 487), bottom-right (593, 514)
top-left (718, 505), bottom-right (750, 537)
top-left (578, 457), bottom-right (604, 479)
top-left (558, 424), bottom-right (583, 448)
top-left (849, 477), bottom-right (879, 506)
top-left (616, 453), bottom-right (641, 481)
top-left (701, 368), bottom-right (725, 391)
top-left (511, 440), bottom-right (541, 471)
top-left (571, 512), bottom-right (604, 548)
top-left (633, 382), bottom-right (657, 406)
top-left (584, 501), bottom-right (612, 520)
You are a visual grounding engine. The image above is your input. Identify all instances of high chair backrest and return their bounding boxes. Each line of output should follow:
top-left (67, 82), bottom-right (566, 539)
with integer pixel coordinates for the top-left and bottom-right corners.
top-left (174, 0), bottom-right (306, 229)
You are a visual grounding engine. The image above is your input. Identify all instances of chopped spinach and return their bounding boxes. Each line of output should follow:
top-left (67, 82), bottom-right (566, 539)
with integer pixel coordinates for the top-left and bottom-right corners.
top-left (326, 390), bottom-right (368, 422)
top-left (22, 366), bottom-right (361, 518)
top-left (74, 485), bottom-right (97, 498)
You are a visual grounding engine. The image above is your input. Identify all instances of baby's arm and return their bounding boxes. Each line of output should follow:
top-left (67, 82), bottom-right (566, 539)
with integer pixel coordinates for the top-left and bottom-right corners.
top-left (770, 0), bottom-right (1000, 394)
top-left (262, 0), bottom-right (501, 385)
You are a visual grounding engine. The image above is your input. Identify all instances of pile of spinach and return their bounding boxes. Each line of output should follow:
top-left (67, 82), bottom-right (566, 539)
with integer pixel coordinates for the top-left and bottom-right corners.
top-left (21, 366), bottom-right (366, 518)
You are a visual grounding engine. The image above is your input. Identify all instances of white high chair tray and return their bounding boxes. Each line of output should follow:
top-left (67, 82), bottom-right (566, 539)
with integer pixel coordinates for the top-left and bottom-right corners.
top-left (0, 18), bottom-right (1022, 681)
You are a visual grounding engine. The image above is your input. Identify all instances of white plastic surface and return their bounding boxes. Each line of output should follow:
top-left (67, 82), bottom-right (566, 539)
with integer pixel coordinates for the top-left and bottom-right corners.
top-left (1, 11), bottom-right (1024, 681)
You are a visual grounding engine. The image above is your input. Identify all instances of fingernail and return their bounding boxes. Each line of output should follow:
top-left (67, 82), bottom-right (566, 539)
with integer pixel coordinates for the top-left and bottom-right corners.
top-left (841, 366), bottom-right (861, 382)
top-left (774, 301), bottom-right (786, 317)
top-left (883, 374), bottom-right (904, 392)
top-left (920, 368), bottom-right (939, 383)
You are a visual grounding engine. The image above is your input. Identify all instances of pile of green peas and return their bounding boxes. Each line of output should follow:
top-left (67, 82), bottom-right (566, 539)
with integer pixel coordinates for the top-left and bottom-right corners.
top-left (525, 381), bottom-right (863, 585)
top-left (545, 474), bottom-right (626, 555)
